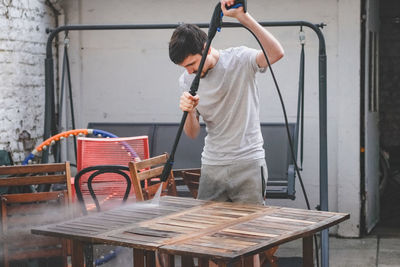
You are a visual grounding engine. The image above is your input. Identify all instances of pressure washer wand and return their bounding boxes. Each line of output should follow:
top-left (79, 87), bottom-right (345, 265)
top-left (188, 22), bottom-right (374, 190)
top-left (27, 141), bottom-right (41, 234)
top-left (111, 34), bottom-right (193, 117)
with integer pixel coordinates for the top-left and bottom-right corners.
top-left (160, 1), bottom-right (245, 182)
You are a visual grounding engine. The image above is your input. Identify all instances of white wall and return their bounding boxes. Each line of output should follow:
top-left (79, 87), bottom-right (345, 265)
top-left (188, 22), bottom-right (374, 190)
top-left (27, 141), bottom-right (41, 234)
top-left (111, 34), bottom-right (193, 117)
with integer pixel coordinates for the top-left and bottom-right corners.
top-left (62, 0), bottom-right (361, 236)
top-left (0, 0), bottom-right (59, 163)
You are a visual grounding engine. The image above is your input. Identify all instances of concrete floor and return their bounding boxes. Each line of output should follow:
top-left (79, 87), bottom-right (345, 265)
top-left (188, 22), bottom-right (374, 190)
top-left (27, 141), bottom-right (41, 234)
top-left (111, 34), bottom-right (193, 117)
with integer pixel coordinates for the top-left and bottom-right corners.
top-left (275, 233), bottom-right (400, 267)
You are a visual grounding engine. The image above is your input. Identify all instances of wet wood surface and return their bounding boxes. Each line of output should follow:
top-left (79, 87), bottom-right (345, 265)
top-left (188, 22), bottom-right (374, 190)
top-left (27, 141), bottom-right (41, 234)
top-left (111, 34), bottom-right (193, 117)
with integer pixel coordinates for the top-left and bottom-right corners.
top-left (32, 196), bottom-right (349, 266)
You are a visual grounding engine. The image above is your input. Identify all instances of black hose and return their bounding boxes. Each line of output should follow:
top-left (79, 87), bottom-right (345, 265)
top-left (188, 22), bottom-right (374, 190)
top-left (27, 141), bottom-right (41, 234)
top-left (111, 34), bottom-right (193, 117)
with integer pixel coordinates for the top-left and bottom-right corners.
top-left (160, 3), bottom-right (222, 182)
top-left (244, 26), bottom-right (320, 267)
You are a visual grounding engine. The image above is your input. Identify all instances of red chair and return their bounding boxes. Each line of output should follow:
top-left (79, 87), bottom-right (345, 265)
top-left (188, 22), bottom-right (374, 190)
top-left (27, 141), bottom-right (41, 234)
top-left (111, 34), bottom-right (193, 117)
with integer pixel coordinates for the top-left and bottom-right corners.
top-left (73, 136), bottom-right (149, 209)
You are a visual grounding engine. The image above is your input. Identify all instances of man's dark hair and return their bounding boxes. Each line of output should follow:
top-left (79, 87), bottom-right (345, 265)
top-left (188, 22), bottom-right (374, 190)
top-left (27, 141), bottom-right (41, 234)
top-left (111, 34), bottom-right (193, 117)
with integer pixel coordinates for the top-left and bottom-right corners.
top-left (169, 24), bottom-right (208, 64)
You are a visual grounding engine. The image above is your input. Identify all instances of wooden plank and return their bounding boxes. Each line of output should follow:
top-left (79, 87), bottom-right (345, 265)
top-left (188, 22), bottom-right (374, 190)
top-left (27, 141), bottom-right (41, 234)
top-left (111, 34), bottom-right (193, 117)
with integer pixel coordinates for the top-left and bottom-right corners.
top-left (258, 215), bottom-right (315, 225)
top-left (146, 250), bottom-right (156, 267)
top-left (2, 190), bottom-right (67, 204)
top-left (2, 234), bottom-right (61, 248)
top-left (0, 163), bottom-right (67, 175)
top-left (125, 227), bottom-right (178, 238)
top-left (168, 253), bottom-right (175, 267)
top-left (189, 237), bottom-right (244, 253)
top-left (5, 199), bottom-right (67, 215)
top-left (242, 255), bottom-right (254, 267)
top-left (133, 248), bottom-right (145, 266)
top-left (48, 224), bottom-right (104, 235)
top-left (65, 161), bottom-right (73, 203)
top-left (7, 247), bottom-right (63, 261)
top-left (266, 212), bottom-right (328, 223)
top-left (181, 255), bottom-right (194, 267)
top-left (143, 222), bottom-right (194, 234)
top-left (108, 231), bottom-right (164, 245)
top-left (163, 243), bottom-right (232, 258)
top-left (72, 240), bottom-right (84, 267)
top-left (243, 219), bottom-right (304, 231)
top-left (281, 207), bottom-right (345, 218)
top-left (0, 175), bottom-right (66, 186)
top-left (129, 160), bottom-right (144, 201)
top-left (0, 175), bottom-right (67, 186)
top-left (61, 221), bottom-right (110, 231)
top-left (221, 229), bottom-right (278, 238)
top-left (137, 166), bottom-right (163, 181)
top-left (161, 218), bottom-right (213, 229)
top-left (199, 236), bottom-right (258, 248)
top-left (211, 232), bottom-right (271, 243)
top-left (303, 235), bottom-right (314, 267)
top-left (198, 257), bottom-right (209, 267)
top-left (134, 154), bottom-right (167, 170)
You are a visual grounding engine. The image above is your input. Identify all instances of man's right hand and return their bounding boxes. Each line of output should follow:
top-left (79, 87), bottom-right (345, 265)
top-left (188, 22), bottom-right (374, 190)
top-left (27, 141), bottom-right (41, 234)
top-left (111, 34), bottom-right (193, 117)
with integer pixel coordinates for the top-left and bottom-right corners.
top-left (180, 92), bottom-right (199, 113)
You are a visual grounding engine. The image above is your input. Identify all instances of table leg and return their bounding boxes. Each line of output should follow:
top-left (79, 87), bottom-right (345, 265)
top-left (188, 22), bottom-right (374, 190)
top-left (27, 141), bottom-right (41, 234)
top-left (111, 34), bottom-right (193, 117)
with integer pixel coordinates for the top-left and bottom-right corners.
top-left (71, 240), bottom-right (84, 267)
top-left (242, 255), bottom-right (254, 267)
top-left (216, 260), bottom-right (234, 267)
top-left (133, 248), bottom-right (144, 267)
top-left (303, 235), bottom-right (314, 267)
top-left (198, 257), bottom-right (209, 267)
top-left (146, 251), bottom-right (156, 267)
top-left (84, 244), bottom-right (94, 267)
top-left (182, 255), bottom-right (194, 267)
top-left (167, 254), bottom-right (175, 267)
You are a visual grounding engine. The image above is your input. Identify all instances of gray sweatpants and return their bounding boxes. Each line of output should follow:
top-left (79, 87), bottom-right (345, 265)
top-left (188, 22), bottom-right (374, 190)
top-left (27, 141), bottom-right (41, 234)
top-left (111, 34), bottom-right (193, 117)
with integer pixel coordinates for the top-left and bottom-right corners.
top-left (197, 158), bottom-right (268, 205)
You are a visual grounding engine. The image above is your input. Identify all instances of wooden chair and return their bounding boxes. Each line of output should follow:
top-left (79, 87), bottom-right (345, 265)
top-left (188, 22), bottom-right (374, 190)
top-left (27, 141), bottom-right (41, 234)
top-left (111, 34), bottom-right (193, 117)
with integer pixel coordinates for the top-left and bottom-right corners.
top-left (129, 153), bottom-right (177, 201)
top-left (181, 169), bottom-right (201, 199)
top-left (0, 162), bottom-right (73, 267)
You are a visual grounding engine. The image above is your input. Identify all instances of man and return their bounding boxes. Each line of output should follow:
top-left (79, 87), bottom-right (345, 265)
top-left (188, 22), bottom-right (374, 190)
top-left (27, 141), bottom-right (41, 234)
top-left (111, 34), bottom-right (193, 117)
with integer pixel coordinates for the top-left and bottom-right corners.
top-left (169, 0), bottom-right (284, 206)
top-left (169, 2), bottom-right (284, 265)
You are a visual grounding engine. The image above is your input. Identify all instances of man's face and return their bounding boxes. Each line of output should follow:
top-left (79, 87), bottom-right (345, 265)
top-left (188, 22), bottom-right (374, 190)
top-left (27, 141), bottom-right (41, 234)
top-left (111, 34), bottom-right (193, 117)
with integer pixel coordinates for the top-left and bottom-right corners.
top-left (179, 53), bottom-right (210, 78)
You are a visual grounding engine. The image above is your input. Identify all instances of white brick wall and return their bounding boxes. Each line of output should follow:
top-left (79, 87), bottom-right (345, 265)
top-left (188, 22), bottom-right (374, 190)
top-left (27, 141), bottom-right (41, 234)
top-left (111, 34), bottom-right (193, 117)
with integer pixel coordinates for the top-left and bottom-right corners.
top-left (0, 0), bottom-right (58, 163)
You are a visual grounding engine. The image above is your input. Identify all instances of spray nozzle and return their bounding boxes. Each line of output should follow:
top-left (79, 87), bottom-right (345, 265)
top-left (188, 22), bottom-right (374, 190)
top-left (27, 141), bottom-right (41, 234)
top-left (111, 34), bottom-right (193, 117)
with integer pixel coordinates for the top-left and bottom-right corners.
top-left (218, 0), bottom-right (247, 32)
top-left (227, 0), bottom-right (247, 13)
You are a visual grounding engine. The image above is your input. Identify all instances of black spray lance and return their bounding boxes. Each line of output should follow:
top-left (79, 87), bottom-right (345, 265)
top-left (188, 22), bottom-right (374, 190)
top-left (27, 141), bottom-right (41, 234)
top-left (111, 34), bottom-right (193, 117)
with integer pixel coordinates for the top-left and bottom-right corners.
top-left (160, 0), bottom-right (247, 182)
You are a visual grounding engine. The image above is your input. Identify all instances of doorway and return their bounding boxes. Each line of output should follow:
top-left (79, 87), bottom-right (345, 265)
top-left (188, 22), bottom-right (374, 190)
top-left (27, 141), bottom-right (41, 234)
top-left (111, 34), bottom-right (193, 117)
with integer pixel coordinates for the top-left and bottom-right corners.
top-left (377, 0), bottom-right (400, 233)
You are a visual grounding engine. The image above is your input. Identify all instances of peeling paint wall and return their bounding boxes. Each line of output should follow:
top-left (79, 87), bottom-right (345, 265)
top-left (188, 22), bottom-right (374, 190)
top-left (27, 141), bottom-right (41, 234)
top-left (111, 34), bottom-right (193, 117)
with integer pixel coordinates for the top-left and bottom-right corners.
top-left (0, 0), bottom-right (59, 163)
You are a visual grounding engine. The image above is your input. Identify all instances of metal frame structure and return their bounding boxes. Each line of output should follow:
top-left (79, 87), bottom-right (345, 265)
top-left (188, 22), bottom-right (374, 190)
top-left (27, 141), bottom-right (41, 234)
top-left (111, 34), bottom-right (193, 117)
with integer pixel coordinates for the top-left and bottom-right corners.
top-left (43, 21), bottom-right (329, 266)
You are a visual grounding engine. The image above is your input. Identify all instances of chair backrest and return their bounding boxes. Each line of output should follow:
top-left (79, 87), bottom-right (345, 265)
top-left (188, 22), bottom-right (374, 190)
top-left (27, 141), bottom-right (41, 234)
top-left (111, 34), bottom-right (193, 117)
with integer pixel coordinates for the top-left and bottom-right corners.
top-left (0, 162), bottom-right (72, 267)
top-left (181, 170), bottom-right (200, 199)
top-left (74, 165), bottom-right (132, 215)
top-left (77, 136), bottom-right (149, 169)
top-left (76, 136), bottom-right (149, 202)
top-left (129, 154), bottom-right (177, 201)
top-left (0, 150), bottom-right (13, 195)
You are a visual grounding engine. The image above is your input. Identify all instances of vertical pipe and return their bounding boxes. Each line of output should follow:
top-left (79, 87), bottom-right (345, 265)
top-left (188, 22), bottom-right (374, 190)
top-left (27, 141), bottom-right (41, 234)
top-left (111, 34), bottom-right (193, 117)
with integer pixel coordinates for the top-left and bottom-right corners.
top-left (319, 48), bottom-right (329, 267)
top-left (43, 58), bottom-right (54, 163)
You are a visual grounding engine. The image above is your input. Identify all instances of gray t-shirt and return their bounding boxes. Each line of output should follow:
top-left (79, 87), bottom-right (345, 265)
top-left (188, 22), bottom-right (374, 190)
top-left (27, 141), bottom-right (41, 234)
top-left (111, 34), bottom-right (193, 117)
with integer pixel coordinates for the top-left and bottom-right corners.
top-left (179, 46), bottom-right (266, 165)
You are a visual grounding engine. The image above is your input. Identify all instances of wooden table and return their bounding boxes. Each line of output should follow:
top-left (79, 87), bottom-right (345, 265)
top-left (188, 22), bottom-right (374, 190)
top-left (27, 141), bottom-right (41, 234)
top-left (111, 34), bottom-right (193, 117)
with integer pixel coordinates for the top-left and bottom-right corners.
top-left (31, 196), bottom-right (349, 267)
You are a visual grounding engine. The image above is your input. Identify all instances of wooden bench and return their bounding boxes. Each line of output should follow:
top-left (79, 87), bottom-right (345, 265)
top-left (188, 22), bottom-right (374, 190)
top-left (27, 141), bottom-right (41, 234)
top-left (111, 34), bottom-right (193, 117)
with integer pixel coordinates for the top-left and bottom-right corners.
top-left (0, 162), bottom-right (73, 267)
